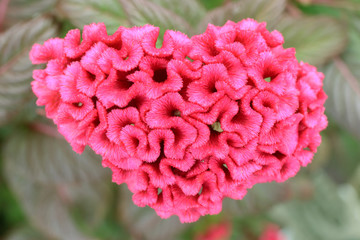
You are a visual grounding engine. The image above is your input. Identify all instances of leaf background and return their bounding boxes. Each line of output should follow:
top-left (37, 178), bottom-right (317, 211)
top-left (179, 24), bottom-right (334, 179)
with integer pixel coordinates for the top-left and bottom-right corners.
top-left (0, 16), bottom-right (57, 125)
top-left (58, 0), bottom-right (129, 34)
top-left (197, 0), bottom-right (286, 33)
top-left (117, 185), bottom-right (188, 240)
top-left (1, 0), bottom-right (57, 30)
top-left (3, 128), bottom-right (111, 240)
top-left (270, 173), bottom-right (360, 240)
top-left (323, 15), bottom-right (360, 139)
top-left (277, 15), bottom-right (347, 66)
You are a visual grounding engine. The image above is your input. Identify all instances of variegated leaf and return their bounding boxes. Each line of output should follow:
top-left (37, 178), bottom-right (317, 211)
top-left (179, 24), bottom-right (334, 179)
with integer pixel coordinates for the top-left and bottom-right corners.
top-left (119, 0), bottom-right (194, 36)
top-left (0, 16), bottom-right (57, 125)
top-left (197, 0), bottom-right (286, 33)
top-left (277, 15), bottom-right (347, 66)
top-left (58, 0), bottom-right (129, 34)
top-left (4, 128), bottom-right (111, 240)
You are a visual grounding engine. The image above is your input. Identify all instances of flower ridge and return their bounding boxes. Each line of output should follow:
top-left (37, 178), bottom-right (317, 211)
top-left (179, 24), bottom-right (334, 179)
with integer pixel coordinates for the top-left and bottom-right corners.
top-left (30, 19), bottom-right (327, 223)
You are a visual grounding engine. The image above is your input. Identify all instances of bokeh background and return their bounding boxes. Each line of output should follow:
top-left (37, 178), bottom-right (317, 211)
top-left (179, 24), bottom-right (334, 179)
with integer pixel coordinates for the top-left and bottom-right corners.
top-left (0, 0), bottom-right (360, 239)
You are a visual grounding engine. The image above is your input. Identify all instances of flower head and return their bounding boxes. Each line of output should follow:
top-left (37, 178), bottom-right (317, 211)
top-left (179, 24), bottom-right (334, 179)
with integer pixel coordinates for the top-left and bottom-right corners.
top-left (30, 20), bottom-right (327, 223)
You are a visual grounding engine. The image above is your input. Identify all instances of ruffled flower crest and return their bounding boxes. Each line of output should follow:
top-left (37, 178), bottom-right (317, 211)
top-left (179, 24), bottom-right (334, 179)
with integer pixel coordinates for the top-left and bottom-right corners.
top-left (30, 20), bottom-right (327, 223)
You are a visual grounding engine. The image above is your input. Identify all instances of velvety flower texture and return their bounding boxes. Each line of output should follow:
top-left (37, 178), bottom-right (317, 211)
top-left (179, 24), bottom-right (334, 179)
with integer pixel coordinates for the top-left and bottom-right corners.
top-left (30, 19), bottom-right (327, 223)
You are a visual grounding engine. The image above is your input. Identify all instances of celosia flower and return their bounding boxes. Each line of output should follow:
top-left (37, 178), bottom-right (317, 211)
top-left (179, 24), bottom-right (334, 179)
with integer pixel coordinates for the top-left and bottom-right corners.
top-left (30, 19), bottom-right (327, 223)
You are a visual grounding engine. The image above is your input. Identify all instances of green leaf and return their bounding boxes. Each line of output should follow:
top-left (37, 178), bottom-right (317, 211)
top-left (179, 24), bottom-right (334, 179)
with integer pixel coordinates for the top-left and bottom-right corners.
top-left (0, 16), bottom-right (57, 125)
top-left (3, 127), bottom-right (112, 240)
top-left (323, 60), bottom-right (360, 139)
top-left (58, 0), bottom-right (129, 34)
top-left (343, 25), bottom-right (360, 78)
top-left (2, 0), bottom-right (57, 30)
top-left (0, 180), bottom-right (26, 235)
top-left (322, 23), bottom-right (360, 139)
top-left (222, 177), bottom-right (314, 217)
top-left (321, 124), bottom-right (360, 183)
top-left (5, 228), bottom-right (47, 240)
top-left (277, 15), bottom-right (347, 66)
top-left (303, 0), bottom-right (360, 13)
top-left (148, 0), bottom-right (206, 26)
top-left (119, 0), bottom-right (194, 36)
top-left (199, 0), bottom-right (225, 10)
top-left (117, 185), bottom-right (188, 240)
top-left (351, 165), bottom-right (360, 194)
top-left (296, 4), bottom-right (342, 18)
top-left (270, 173), bottom-right (360, 240)
top-left (197, 0), bottom-right (286, 34)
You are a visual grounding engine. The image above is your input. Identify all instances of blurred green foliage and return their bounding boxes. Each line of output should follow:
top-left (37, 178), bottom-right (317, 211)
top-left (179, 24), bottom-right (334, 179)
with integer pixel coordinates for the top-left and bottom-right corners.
top-left (199, 0), bottom-right (224, 9)
top-left (0, 160), bottom-right (25, 236)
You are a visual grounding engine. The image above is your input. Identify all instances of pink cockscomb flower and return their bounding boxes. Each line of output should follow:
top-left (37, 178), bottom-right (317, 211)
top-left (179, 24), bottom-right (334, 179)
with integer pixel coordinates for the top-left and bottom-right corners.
top-left (30, 19), bottom-right (327, 223)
